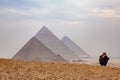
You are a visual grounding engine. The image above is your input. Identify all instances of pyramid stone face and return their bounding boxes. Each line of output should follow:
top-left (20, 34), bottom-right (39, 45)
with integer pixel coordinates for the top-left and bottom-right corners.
top-left (12, 37), bottom-right (65, 62)
top-left (35, 26), bottom-right (79, 60)
top-left (61, 36), bottom-right (89, 58)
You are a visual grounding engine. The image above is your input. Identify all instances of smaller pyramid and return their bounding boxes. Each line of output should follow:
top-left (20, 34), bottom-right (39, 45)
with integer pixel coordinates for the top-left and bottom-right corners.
top-left (12, 37), bottom-right (65, 62)
top-left (61, 36), bottom-right (89, 58)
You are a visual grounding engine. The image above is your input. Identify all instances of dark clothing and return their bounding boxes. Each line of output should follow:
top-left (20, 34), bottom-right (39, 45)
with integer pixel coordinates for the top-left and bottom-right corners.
top-left (99, 55), bottom-right (109, 66)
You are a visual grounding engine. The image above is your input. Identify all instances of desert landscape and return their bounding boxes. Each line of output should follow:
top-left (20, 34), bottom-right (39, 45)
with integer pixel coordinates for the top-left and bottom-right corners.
top-left (0, 0), bottom-right (120, 80)
top-left (0, 58), bottom-right (120, 80)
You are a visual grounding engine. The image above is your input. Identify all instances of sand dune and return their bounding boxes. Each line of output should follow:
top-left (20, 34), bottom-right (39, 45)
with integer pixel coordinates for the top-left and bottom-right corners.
top-left (0, 58), bottom-right (120, 80)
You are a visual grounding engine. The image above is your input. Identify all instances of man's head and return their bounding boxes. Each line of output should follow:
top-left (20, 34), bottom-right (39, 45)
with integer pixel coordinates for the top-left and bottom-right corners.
top-left (102, 52), bottom-right (106, 56)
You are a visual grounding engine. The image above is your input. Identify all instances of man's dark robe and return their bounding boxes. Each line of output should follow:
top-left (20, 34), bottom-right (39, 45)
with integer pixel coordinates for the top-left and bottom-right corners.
top-left (99, 55), bottom-right (109, 66)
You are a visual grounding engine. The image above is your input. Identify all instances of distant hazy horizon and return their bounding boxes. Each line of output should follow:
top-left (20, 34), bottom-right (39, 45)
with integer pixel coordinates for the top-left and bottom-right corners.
top-left (0, 0), bottom-right (120, 58)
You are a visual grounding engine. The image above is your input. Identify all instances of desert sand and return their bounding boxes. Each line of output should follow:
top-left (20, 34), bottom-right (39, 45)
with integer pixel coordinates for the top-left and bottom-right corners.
top-left (0, 58), bottom-right (120, 80)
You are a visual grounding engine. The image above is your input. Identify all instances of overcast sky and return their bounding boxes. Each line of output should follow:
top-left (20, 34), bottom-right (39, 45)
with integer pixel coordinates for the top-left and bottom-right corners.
top-left (0, 0), bottom-right (120, 58)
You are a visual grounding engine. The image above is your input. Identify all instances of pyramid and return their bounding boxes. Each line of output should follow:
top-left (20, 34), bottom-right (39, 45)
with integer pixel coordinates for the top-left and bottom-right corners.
top-left (61, 36), bottom-right (89, 58)
top-left (12, 37), bottom-right (65, 62)
top-left (35, 26), bottom-right (79, 61)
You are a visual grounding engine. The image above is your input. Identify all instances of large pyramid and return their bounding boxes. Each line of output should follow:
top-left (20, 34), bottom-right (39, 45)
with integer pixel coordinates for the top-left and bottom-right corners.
top-left (35, 26), bottom-right (79, 61)
top-left (61, 36), bottom-right (89, 58)
top-left (12, 37), bottom-right (65, 62)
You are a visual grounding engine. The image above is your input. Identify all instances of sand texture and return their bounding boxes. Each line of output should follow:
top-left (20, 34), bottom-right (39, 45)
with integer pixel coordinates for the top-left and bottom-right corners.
top-left (0, 58), bottom-right (120, 80)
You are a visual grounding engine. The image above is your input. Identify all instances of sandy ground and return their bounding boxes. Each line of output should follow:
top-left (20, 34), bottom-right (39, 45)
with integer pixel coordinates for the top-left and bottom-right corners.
top-left (0, 58), bottom-right (120, 80)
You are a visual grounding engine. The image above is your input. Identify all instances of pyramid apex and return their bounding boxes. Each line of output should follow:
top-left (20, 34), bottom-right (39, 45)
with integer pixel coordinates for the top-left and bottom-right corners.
top-left (42, 26), bottom-right (48, 29)
top-left (40, 26), bottom-right (49, 31)
top-left (63, 36), bottom-right (69, 39)
top-left (62, 36), bottom-right (71, 41)
top-left (35, 26), bottom-right (53, 37)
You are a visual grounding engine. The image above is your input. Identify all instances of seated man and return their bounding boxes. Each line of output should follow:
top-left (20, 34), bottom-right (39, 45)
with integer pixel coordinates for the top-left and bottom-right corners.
top-left (99, 52), bottom-right (110, 66)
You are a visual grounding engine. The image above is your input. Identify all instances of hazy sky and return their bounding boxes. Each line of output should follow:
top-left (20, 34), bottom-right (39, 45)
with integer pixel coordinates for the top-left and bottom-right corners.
top-left (0, 0), bottom-right (120, 58)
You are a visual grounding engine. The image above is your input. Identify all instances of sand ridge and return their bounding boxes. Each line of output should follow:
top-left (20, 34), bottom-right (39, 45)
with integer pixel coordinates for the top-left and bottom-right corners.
top-left (0, 58), bottom-right (120, 80)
